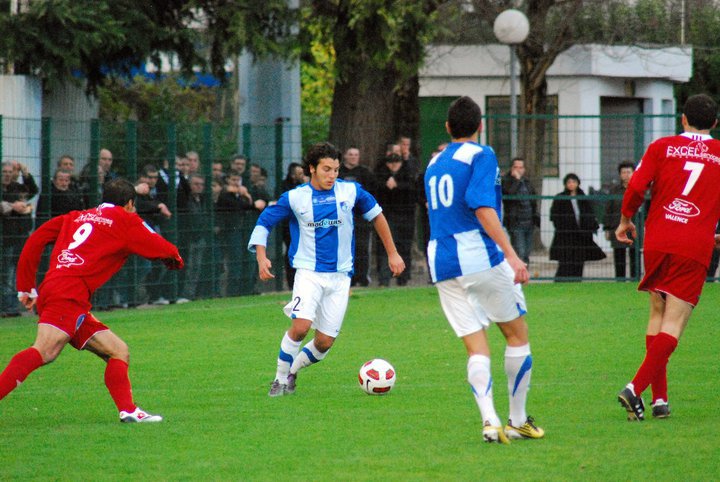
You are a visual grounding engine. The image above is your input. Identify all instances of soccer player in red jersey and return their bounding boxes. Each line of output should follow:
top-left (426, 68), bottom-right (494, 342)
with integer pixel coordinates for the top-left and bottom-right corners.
top-left (616, 94), bottom-right (720, 421)
top-left (0, 178), bottom-right (184, 422)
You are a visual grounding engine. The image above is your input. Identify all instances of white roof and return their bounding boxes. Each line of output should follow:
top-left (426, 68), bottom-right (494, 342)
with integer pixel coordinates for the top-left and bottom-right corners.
top-left (422, 43), bottom-right (692, 83)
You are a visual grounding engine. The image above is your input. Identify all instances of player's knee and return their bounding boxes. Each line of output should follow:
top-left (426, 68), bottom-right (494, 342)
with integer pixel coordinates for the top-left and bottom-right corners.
top-left (33, 344), bottom-right (62, 364)
top-left (107, 340), bottom-right (130, 362)
top-left (314, 335), bottom-right (335, 353)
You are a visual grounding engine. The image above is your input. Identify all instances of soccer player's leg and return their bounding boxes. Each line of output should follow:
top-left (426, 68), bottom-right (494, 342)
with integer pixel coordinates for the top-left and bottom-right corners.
top-left (0, 323), bottom-right (64, 401)
top-left (83, 322), bottom-right (162, 423)
top-left (287, 272), bottom-right (350, 394)
top-left (437, 277), bottom-right (507, 444)
top-left (479, 263), bottom-right (543, 439)
top-left (644, 292), bottom-right (671, 418)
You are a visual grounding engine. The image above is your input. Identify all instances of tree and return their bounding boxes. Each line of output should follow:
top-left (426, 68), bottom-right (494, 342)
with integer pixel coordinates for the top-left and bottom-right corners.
top-left (306, 0), bottom-right (445, 165)
top-left (0, 0), bottom-right (201, 93)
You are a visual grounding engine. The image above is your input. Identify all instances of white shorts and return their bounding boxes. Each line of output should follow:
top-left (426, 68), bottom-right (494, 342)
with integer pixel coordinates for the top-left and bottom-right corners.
top-left (283, 269), bottom-right (351, 337)
top-left (435, 261), bottom-right (527, 338)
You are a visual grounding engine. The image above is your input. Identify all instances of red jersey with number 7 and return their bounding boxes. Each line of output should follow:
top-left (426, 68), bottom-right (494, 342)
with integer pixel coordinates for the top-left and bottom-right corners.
top-left (16, 203), bottom-right (182, 300)
top-left (622, 132), bottom-right (720, 267)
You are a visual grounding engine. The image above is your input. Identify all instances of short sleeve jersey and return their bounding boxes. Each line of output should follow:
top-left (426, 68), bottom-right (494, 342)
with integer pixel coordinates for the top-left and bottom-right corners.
top-left (248, 180), bottom-right (382, 274)
top-left (17, 203), bottom-right (180, 296)
top-left (424, 142), bottom-right (504, 282)
top-left (622, 132), bottom-right (720, 267)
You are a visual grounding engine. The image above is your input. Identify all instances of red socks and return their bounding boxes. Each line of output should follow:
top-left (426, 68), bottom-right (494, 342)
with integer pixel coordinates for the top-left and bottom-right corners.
top-left (0, 347), bottom-right (44, 401)
top-left (632, 332), bottom-right (678, 398)
top-left (645, 335), bottom-right (668, 403)
top-left (104, 358), bottom-right (136, 413)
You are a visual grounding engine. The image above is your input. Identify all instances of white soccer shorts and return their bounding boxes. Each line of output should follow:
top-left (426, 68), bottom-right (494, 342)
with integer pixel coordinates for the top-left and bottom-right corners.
top-left (435, 260), bottom-right (527, 338)
top-left (283, 269), bottom-right (351, 337)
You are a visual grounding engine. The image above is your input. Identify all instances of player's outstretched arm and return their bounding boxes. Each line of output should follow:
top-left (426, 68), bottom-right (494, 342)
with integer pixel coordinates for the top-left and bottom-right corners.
top-left (372, 213), bottom-right (406, 277)
top-left (615, 215), bottom-right (636, 245)
top-left (475, 207), bottom-right (529, 284)
top-left (254, 244), bottom-right (275, 281)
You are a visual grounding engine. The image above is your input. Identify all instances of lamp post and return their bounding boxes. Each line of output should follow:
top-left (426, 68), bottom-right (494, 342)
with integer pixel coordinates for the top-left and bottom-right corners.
top-left (493, 9), bottom-right (529, 159)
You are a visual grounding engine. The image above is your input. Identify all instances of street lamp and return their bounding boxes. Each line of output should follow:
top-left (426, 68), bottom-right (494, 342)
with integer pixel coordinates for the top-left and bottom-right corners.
top-left (494, 9), bottom-right (529, 158)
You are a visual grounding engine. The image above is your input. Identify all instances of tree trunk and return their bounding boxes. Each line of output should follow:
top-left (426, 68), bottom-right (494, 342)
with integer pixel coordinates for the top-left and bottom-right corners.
top-left (328, 67), bottom-right (397, 168)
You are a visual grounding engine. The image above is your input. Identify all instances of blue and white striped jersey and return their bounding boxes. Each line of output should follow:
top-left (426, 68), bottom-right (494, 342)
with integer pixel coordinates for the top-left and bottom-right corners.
top-left (248, 179), bottom-right (382, 274)
top-left (424, 142), bottom-right (505, 282)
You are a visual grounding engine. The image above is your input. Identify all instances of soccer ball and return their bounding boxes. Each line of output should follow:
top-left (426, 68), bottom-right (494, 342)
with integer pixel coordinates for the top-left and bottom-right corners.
top-left (358, 359), bottom-right (396, 395)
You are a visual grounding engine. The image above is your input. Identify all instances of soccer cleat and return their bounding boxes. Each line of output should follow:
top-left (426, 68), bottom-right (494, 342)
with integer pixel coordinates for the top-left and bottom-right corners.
top-left (119, 407), bottom-right (163, 423)
top-left (505, 416), bottom-right (545, 439)
top-left (483, 421), bottom-right (510, 445)
top-left (286, 373), bottom-right (297, 394)
top-left (268, 379), bottom-right (288, 397)
top-left (618, 385), bottom-right (645, 421)
top-left (651, 400), bottom-right (671, 419)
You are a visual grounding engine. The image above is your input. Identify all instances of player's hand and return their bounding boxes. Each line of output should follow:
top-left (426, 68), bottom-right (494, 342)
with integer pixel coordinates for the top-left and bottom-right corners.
top-left (715, 234), bottom-right (720, 249)
top-left (17, 289), bottom-right (38, 311)
top-left (163, 255), bottom-right (184, 270)
top-left (257, 256), bottom-right (274, 281)
top-left (388, 252), bottom-right (405, 277)
top-left (615, 218), bottom-right (636, 245)
top-left (506, 254), bottom-right (529, 285)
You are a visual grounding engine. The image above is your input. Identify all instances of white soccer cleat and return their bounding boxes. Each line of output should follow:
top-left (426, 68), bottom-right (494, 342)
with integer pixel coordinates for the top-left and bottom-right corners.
top-left (119, 407), bottom-right (163, 423)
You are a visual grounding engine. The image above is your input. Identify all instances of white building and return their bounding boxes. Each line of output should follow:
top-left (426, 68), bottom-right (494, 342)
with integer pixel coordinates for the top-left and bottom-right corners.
top-left (420, 43), bottom-right (693, 195)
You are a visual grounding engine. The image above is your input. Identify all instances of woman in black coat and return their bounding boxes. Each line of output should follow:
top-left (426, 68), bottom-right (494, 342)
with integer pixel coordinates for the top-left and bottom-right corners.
top-left (549, 173), bottom-right (606, 280)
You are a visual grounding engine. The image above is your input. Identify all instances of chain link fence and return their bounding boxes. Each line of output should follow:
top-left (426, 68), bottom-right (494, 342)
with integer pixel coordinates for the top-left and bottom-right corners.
top-left (1, 114), bottom-right (717, 316)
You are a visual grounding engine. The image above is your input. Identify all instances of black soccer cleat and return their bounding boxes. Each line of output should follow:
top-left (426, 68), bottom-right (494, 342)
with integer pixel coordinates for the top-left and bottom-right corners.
top-left (618, 386), bottom-right (645, 421)
top-left (651, 400), bottom-right (671, 419)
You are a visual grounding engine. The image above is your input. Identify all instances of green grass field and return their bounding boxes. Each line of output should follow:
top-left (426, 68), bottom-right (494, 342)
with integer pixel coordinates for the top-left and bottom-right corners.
top-left (1, 283), bottom-right (719, 481)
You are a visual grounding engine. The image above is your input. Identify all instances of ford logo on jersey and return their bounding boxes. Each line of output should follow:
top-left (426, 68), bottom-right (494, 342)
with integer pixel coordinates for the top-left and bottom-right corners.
top-left (664, 198), bottom-right (701, 217)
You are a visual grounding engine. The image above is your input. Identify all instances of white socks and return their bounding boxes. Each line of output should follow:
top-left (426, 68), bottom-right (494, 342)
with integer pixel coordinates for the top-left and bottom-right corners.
top-left (275, 332), bottom-right (301, 384)
top-left (467, 344), bottom-right (533, 428)
top-left (467, 354), bottom-right (501, 427)
top-left (505, 344), bottom-right (532, 427)
top-left (290, 339), bottom-right (327, 374)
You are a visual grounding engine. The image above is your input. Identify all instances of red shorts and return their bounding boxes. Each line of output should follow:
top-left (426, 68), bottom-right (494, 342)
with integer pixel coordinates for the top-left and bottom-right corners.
top-left (639, 251), bottom-right (707, 306)
top-left (37, 301), bottom-right (108, 350)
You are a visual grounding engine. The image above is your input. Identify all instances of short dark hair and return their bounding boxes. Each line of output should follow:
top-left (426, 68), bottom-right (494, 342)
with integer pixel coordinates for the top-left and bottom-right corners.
top-left (304, 142), bottom-right (340, 174)
top-left (141, 164), bottom-right (158, 176)
top-left (447, 96), bottom-right (482, 138)
top-left (102, 178), bottom-right (136, 206)
top-left (617, 161), bottom-right (635, 173)
top-left (683, 94), bottom-right (718, 130)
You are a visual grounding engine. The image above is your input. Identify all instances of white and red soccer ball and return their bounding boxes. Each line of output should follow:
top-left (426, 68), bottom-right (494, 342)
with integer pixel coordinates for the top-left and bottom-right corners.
top-left (358, 358), bottom-right (396, 395)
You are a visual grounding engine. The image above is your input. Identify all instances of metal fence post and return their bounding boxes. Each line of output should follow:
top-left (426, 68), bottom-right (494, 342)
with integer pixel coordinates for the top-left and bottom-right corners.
top-left (242, 123), bottom-right (252, 157)
top-left (89, 119), bottom-right (100, 206)
top-left (166, 122), bottom-right (179, 300)
top-left (40, 117), bottom-right (52, 221)
top-left (274, 119), bottom-right (285, 291)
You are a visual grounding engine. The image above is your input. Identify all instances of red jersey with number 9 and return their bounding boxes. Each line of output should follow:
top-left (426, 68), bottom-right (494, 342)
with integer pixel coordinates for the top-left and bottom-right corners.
top-left (17, 203), bottom-right (181, 300)
top-left (622, 132), bottom-right (720, 267)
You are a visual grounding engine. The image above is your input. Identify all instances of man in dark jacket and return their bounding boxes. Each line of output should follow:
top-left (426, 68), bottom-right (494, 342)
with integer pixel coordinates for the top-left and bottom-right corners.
top-left (603, 161), bottom-right (637, 279)
top-left (502, 158), bottom-right (540, 267)
top-left (374, 153), bottom-right (416, 286)
top-left (340, 147), bottom-right (377, 287)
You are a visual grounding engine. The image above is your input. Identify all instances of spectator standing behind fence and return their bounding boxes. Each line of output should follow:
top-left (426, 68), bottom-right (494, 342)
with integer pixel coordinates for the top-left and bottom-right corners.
top-left (216, 170), bottom-right (255, 296)
top-left (549, 173), bottom-right (606, 280)
top-left (398, 136), bottom-right (419, 178)
top-left (502, 158), bottom-right (540, 267)
top-left (248, 163), bottom-right (271, 212)
top-left (178, 174), bottom-right (212, 301)
top-left (339, 147), bottom-right (377, 287)
top-left (375, 153), bottom-right (416, 287)
top-left (37, 169), bottom-right (85, 220)
top-left (135, 164), bottom-right (174, 305)
top-left (80, 149), bottom-right (118, 207)
top-left (604, 161), bottom-right (638, 280)
top-left (230, 155), bottom-right (251, 186)
top-left (57, 155), bottom-right (82, 193)
top-left (278, 162), bottom-right (307, 289)
top-left (1, 161), bottom-right (36, 317)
